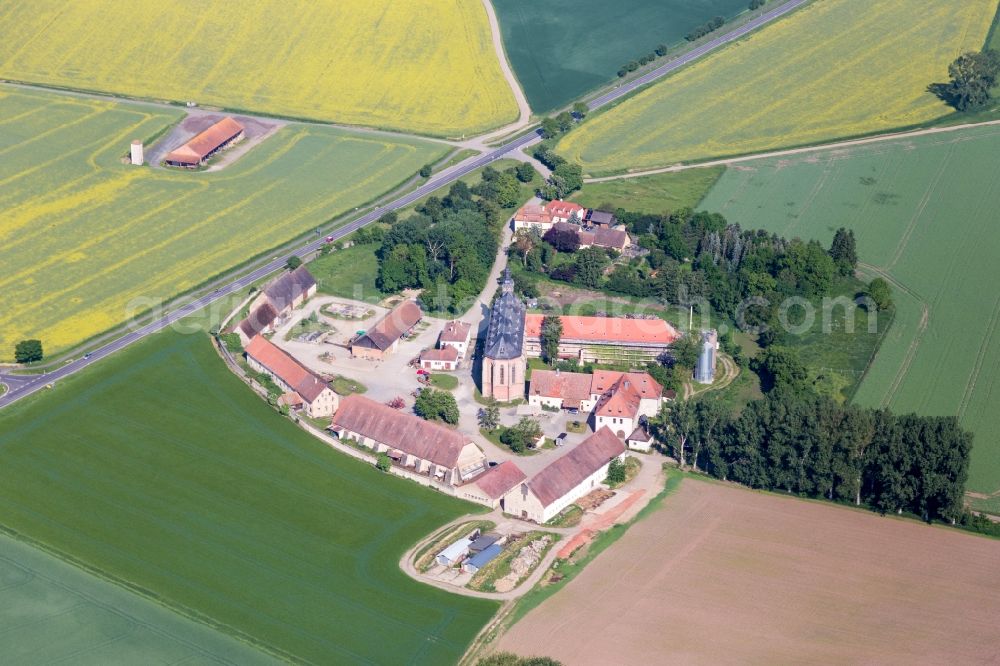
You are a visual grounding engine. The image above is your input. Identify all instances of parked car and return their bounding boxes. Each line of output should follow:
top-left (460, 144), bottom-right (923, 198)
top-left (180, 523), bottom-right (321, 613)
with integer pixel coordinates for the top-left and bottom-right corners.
top-left (567, 408), bottom-right (579, 415)
top-left (555, 432), bottom-right (568, 446)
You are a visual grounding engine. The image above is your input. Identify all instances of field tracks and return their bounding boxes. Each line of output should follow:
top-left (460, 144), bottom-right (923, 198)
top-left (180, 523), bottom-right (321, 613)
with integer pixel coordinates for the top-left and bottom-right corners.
top-left (886, 143), bottom-right (955, 270)
top-left (857, 263), bottom-right (929, 409)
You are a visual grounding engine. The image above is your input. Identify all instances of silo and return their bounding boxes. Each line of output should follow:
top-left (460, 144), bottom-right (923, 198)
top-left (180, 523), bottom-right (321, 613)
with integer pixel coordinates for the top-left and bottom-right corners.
top-left (694, 330), bottom-right (718, 384)
top-left (130, 140), bottom-right (143, 166)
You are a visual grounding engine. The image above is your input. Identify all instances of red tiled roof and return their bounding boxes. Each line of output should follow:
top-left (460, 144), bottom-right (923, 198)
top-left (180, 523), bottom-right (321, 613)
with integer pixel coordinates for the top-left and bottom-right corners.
top-left (544, 200), bottom-right (584, 219)
top-left (528, 427), bottom-right (626, 508)
top-left (421, 347), bottom-right (459, 362)
top-left (529, 370), bottom-right (593, 406)
top-left (524, 315), bottom-right (680, 345)
top-left (594, 379), bottom-right (642, 419)
top-left (165, 117), bottom-right (244, 164)
top-left (471, 461), bottom-right (527, 499)
top-left (245, 335), bottom-right (330, 403)
top-left (591, 370), bottom-right (662, 399)
top-left (514, 204), bottom-right (553, 224)
top-left (355, 301), bottom-right (422, 351)
top-left (331, 395), bottom-right (469, 468)
top-left (439, 320), bottom-right (472, 343)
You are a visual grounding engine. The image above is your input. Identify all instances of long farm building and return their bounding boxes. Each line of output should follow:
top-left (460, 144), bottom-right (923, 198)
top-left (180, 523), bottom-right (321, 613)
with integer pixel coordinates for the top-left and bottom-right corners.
top-left (523, 314), bottom-right (679, 365)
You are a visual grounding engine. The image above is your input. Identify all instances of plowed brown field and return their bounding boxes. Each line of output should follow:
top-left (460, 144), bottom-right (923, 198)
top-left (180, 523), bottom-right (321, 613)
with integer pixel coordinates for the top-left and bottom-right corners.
top-left (498, 477), bottom-right (1000, 664)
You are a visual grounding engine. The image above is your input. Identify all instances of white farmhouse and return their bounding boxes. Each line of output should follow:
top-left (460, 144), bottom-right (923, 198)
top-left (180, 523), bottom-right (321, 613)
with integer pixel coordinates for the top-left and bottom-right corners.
top-left (502, 427), bottom-right (626, 523)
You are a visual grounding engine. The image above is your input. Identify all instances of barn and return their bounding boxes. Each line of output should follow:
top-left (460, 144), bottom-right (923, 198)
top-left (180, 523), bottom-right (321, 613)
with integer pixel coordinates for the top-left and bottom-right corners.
top-left (502, 427), bottom-right (626, 523)
top-left (330, 395), bottom-right (487, 485)
top-left (351, 301), bottom-right (422, 360)
top-left (165, 117), bottom-right (245, 168)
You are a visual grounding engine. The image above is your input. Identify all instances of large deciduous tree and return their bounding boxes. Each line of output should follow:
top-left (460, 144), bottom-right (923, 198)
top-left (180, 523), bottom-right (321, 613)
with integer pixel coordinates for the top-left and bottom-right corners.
top-left (14, 339), bottom-right (43, 364)
top-left (937, 50), bottom-right (1000, 111)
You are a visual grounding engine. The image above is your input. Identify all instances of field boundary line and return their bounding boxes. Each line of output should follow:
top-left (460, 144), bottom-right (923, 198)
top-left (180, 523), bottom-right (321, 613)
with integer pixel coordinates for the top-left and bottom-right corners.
top-left (584, 119), bottom-right (1000, 183)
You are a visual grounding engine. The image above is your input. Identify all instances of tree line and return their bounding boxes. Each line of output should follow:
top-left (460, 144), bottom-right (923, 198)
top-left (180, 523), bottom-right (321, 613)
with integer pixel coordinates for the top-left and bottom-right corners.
top-left (655, 349), bottom-right (974, 524)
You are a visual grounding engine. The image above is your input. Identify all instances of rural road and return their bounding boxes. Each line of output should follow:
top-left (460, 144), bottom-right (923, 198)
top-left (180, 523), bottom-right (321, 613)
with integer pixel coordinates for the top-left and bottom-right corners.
top-left (0, 1), bottom-right (805, 410)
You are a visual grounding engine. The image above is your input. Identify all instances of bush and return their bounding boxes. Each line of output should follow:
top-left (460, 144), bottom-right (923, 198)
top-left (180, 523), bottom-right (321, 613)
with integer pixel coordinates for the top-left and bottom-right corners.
top-left (515, 162), bottom-right (536, 183)
top-left (414, 389), bottom-right (459, 425)
top-left (376, 453), bottom-right (392, 472)
top-left (14, 339), bottom-right (43, 364)
top-left (218, 332), bottom-right (243, 354)
top-left (606, 458), bottom-right (626, 485)
top-left (749, 0), bottom-right (765, 8)
top-left (286, 255), bottom-right (302, 270)
top-left (419, 164), bottom-right (433, 178)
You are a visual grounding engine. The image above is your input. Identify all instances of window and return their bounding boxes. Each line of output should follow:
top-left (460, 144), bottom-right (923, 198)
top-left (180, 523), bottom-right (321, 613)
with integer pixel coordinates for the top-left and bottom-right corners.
top-left (499, 365), bottom-right (505, 384)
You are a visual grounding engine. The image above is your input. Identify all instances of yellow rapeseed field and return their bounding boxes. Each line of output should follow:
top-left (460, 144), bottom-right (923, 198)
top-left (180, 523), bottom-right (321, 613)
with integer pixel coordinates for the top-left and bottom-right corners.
top-left (0, 0), bottom-right (517, 137)
top-left (0, 87), bottom-right (448, 360)
top-left (557, 0), bottom-right (998, 174)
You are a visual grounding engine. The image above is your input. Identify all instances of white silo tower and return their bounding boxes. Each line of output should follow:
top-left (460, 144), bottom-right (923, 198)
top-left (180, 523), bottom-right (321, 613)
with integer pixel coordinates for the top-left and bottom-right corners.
top-left (130, 140), bottom-right (143, 166)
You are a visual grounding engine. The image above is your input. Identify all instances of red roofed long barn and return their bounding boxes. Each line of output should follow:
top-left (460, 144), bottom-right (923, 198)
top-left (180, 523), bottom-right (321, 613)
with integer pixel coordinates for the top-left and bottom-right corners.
top-left (330, 395), bottom-right (487, 485)
top-left (523, 314), bottom-right (680, 365)
top-left (502, 427), bottom-right (626, 523)
top-left (244, 336), bottom-right (338, 417)
top-left (165, 117), bottom-right (245, 168)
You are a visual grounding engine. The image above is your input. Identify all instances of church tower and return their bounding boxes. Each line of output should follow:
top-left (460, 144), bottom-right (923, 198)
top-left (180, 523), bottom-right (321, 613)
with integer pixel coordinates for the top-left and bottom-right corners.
top-left (481, 269), bottom-right (526, 401)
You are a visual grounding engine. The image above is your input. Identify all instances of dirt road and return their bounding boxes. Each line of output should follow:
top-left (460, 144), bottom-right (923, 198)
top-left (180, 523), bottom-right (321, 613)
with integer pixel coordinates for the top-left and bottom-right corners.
top-left (470, 0), bottom-right (532, 146)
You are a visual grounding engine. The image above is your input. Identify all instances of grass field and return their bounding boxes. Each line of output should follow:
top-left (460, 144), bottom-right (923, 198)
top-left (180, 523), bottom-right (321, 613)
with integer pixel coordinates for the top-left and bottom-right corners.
top-left (0, 531), bottom-right (276, 664)
top-left (310, 243), bottom-right (384, 303)
top-left (557, 0), bottom-right (997, 174)
top-left (492, 0), bottom-right (748, 112)
top-left (498, 476), bottom-right (1000, 664)
top-left (570, 167), bottom-right (724, 214)
top-left (0, 329), bottom-right (496, 664)
top-left (699, 124), bottom-right (1000, 503)
top-left (0, 1), bottom-right (516, 136)
top-left (0, 87), bottom-right (447, 360)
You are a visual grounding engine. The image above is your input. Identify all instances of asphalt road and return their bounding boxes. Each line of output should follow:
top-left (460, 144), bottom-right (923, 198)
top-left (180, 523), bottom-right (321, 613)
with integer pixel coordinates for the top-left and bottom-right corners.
top-left (0, 0), bottom-right (805, 410)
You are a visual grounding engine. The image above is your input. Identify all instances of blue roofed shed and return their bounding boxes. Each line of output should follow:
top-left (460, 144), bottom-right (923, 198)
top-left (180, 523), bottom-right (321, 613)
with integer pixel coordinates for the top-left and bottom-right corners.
top-left (463, 543), bottom-right (503, 574)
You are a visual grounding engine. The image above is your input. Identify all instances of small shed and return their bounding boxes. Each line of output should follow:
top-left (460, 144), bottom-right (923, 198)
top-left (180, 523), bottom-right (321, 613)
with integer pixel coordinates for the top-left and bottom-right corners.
top-left (469, 533), bottom-right (501, 553)
top-left (436, 537), bottom-right (473, 567)
top-left (463, 543), bottom-right (503, 574)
